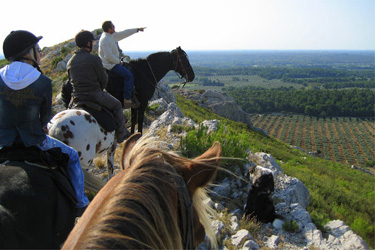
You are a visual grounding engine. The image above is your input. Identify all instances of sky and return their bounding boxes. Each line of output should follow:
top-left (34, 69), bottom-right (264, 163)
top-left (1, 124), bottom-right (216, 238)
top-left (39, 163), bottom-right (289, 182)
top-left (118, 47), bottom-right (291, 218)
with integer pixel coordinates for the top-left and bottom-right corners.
top-left (0, 0), bottom-right (374, 56)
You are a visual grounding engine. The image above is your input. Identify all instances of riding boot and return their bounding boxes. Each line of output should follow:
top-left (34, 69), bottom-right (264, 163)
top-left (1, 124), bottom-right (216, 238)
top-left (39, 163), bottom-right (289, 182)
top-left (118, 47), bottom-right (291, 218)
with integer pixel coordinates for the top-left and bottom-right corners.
top-left (123, 95), bottom-right (140, 109)
top-left (116, 127), bottom-right (131, 143)
top-left (132, 94), bottom-right (140, 108)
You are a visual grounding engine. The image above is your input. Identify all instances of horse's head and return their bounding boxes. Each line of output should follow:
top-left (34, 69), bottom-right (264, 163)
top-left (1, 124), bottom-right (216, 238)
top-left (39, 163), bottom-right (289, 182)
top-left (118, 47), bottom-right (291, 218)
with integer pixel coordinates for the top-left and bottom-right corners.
top-left (172, 46), bottom-right (195, 82)
top-left (122, 133), bottom-right (221, 248)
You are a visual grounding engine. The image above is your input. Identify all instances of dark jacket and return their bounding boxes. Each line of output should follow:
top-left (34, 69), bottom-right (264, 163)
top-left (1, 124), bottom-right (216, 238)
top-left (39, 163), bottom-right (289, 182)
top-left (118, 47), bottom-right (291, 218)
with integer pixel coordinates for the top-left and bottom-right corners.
top-left (67, 49), bottom-right (108, 95)
top-left (0, 63), bottom-right (52, 147)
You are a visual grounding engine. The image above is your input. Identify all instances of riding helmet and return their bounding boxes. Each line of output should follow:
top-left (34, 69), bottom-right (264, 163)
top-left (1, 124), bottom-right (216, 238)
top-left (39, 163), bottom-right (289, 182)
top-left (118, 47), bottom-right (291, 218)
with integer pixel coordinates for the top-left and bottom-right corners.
top-left (3, 30), bottom-right (42, 61)
top-left (75, 30), bottom-right (95, 48)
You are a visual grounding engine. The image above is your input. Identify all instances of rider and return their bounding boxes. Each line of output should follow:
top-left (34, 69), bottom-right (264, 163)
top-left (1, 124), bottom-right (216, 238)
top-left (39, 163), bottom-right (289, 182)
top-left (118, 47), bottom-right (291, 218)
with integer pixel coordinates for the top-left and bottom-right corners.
top-left (67, 30), bottom-right (130, 143)
top-left (99, 21), bottom-right (145, 109)
top-left (0, 30), bottom-right (89, 215)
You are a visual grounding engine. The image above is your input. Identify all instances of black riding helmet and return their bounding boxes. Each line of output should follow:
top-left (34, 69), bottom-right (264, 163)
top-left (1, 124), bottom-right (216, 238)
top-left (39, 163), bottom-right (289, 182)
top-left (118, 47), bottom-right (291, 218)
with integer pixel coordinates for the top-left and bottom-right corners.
top-left (75, 30), bottom-right (95, 50)
top-left (3, 30), bottom-right (42, 61)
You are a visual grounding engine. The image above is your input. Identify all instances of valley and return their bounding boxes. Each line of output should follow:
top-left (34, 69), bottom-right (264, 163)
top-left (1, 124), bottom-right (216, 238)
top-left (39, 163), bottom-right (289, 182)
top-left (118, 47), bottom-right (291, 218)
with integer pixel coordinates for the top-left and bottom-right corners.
top-left (158, 50), bottom-right (375, 169)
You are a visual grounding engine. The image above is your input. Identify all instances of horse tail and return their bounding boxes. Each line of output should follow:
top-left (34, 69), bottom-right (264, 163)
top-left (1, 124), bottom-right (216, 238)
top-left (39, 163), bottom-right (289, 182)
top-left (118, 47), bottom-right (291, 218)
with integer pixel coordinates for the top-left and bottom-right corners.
top-left (83, 169), bottom-right (106, 193)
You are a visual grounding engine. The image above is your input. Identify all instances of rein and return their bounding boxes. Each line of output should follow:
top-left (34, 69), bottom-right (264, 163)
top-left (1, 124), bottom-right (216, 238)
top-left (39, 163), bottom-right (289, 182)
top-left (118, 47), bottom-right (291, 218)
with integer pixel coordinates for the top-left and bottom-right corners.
top-left (127, 48), bottom-right (191, 91)
top-left (146, 59), bottom-right (158, 87)
top-left (172, 169), bottom-right (195, 249)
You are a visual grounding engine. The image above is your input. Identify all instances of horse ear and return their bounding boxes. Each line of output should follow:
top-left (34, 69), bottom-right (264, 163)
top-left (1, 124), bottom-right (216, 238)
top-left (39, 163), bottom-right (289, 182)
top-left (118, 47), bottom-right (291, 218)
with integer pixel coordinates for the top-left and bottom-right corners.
top-left (121, 133), bottom-right (142, 170)
top-left (183, 141), bottom-right (222, 191)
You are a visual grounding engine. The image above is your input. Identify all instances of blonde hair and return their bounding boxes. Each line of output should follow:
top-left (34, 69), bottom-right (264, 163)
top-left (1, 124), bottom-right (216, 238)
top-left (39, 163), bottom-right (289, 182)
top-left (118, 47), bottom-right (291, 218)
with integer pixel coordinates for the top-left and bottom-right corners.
top-left (15, 46), bottom-right (39, 66)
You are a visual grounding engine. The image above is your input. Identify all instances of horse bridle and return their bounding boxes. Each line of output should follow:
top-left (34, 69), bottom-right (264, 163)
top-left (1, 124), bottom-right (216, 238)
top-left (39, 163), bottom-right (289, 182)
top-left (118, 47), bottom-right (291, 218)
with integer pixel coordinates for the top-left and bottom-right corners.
top-left (142, 48), bottom-right (191, 90)
top-left (173, 48), bottom-right (192, 88)
top-left (172, 169), bottom-right (195, 249)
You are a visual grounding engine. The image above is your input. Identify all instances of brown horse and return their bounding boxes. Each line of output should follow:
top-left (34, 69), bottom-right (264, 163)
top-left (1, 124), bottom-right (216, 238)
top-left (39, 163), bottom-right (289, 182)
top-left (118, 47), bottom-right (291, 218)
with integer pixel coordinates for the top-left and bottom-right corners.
top-left (62, 133), bottom-right (221, 249)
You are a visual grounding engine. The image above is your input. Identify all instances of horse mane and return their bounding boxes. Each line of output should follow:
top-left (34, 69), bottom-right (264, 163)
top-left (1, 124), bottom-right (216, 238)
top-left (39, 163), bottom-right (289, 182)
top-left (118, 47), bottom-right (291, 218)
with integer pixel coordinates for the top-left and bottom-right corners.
top-left (81, 135), bottom-right (218, 249)
top-left (129, 52), bottom-right (170, 65)
top-left (129, 52), bottom-right (173, 76)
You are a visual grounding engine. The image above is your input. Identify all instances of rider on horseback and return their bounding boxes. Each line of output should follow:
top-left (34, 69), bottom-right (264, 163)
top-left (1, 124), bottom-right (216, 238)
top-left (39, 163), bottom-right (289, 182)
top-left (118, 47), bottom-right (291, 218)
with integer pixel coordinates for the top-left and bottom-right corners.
top-left (0, 30), bottom-right (89, 215)
top-left (67, 30), bottom-right (130, 143)
top-left (99, 21), bottom-right (145, 109)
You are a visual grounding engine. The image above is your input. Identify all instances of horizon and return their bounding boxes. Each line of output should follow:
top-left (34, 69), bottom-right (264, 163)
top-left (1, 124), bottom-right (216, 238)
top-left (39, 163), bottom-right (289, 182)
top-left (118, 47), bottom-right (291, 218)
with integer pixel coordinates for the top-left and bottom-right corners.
top-left (1, 49), bottom-right (374, 61)
top-left (0, 0), bottom-right (374, 55)
top-left (1, 48), bottom-right (374, 58)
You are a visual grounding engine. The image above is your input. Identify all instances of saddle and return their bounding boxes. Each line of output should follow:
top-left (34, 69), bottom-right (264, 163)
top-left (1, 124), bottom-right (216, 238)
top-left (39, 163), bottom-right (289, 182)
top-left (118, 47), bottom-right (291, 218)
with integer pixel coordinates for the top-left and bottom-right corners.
top-left (61, 80), bottom-right (117, 132)
top-left (105, 63), bottom-right (140, 108)
top-left (0, 144), bottom-right (77, 205)
top-left (73, 100), bottom-right (116, 132)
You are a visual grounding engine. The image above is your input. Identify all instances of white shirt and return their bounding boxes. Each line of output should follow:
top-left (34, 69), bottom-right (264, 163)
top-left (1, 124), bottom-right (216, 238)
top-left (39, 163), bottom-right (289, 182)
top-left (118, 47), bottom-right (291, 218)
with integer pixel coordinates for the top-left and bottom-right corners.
top-left (98, 28), bottom-right (138, 70)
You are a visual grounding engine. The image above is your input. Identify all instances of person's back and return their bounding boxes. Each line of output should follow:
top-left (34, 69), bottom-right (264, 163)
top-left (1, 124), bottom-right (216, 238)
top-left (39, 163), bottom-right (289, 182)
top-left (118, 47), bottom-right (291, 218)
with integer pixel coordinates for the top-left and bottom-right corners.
top-left (67, 49), bottom-right (107, 95)
top-left (0, 62), bottom-right (51, 147)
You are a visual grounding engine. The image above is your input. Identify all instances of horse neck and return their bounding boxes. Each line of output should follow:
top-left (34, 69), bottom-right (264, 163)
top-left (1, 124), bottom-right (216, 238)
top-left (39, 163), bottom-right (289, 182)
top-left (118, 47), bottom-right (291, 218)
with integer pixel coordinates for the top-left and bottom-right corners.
top-left (146, 52), bottom-right (174, 82)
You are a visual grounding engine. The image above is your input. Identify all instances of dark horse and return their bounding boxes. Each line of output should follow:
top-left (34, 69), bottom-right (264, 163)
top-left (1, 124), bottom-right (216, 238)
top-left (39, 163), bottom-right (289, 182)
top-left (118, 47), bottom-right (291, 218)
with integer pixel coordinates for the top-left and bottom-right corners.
top-left (106, 46), bottom-right (195, 134)
top-left (0, 146), bottom-right (76, 249)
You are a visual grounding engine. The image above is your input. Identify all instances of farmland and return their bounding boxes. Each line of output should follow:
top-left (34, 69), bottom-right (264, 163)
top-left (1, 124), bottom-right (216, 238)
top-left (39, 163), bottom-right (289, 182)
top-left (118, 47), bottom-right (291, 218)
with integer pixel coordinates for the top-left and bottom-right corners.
top-left (162, 50), bottom-right (375, 168)
top-left (251, 114), bottom-right (375, 167)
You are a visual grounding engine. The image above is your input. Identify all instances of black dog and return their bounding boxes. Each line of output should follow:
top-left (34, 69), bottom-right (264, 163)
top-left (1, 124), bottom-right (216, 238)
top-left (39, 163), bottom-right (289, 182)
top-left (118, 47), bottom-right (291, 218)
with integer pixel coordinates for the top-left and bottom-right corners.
top-left (244, 166), bottom-right (282, 223)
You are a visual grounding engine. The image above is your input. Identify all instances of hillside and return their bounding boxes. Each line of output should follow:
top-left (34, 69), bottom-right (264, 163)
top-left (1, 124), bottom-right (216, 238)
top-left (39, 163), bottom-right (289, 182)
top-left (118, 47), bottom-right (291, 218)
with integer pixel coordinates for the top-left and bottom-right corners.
top-left (174, 93), bottom-right (374, 247)
top-left (1, 37), bottom-right (374, 248)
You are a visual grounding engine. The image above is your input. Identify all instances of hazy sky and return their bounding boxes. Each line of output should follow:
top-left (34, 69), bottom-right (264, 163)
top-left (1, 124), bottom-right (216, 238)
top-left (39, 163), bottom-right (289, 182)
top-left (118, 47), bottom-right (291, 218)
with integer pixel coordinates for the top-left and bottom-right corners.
top-left (0, 0), bottom-right (374, 56)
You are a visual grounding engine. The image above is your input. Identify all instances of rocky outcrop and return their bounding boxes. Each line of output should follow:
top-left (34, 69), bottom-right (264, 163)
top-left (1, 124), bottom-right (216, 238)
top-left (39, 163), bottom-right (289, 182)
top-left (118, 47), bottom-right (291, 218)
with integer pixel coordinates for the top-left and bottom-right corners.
top-left (151, 82), bottom-right (177, 104)
top-left (179, 89), bottom-right (253, 128)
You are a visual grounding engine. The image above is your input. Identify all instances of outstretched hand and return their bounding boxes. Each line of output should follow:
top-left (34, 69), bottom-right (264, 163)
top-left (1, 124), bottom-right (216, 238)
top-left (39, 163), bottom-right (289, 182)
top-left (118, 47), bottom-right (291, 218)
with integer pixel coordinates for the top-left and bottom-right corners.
top-left (138, 27), bottom-right (146, 32)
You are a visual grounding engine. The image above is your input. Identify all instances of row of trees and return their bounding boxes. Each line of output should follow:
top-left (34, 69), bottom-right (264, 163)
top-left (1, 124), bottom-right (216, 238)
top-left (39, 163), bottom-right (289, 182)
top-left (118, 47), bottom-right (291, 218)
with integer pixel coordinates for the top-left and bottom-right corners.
top-left (197, 78), bottom-right (225, 86)
top-left (321, 81), bottom-right (374, 89)
top-left (225, 86), bottom-right (375, 117)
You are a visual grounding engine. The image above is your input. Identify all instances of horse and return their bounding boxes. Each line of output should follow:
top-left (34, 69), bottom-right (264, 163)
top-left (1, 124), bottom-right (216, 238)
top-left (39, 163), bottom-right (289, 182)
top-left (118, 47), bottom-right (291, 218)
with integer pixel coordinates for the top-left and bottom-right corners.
top-left (106, 46), bottom-right (195, 134)
top-left (0, 146), bottom-right (76, 249)
top-left (48, 109), bottom-right (112, 192)
top-left (62, 133), bottom-right (221, 249)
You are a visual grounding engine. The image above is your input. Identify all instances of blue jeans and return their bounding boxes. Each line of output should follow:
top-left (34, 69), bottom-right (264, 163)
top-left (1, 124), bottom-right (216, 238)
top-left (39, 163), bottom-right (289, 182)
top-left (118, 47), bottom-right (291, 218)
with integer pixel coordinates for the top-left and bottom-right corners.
top-left (38, 135), bottom-right (89, 208)
top-left (111, 64), bottom-right (134, 100)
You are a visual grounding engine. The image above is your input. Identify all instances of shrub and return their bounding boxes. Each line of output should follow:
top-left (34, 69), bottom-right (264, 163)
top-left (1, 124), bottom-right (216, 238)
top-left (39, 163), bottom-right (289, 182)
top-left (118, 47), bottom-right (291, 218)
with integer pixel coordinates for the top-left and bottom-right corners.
top-left (282, 219), bottom-right (299, 232)
top-left (51, 56), bottom-right (63, 69)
